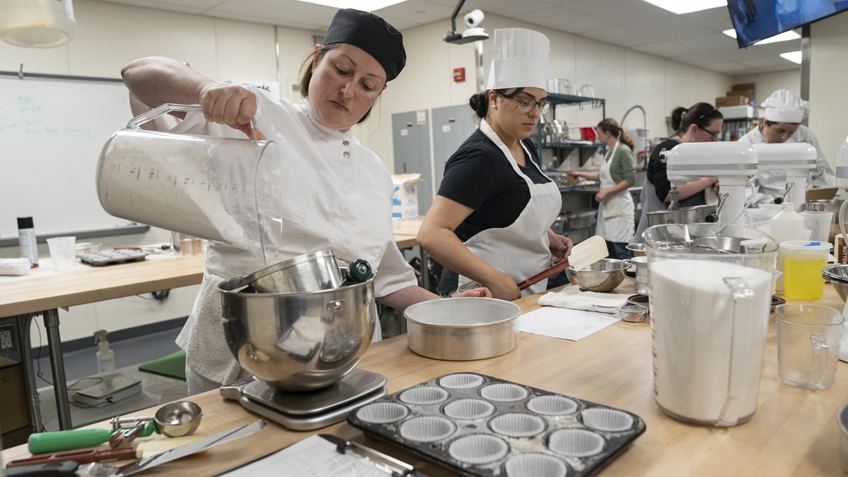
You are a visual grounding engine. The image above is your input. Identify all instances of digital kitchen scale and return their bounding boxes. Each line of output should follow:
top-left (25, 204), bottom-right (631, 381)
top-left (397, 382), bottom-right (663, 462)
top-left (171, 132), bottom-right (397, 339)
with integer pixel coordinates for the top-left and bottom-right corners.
top-left (220, 369), bottom-right (387, 431)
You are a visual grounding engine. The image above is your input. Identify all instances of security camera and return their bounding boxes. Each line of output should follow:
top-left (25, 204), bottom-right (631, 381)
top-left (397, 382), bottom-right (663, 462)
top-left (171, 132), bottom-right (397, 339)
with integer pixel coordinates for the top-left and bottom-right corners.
top-left (464, 9), bottom-right (484, 28)
top-left (444, 0), bottom-right (489, 44)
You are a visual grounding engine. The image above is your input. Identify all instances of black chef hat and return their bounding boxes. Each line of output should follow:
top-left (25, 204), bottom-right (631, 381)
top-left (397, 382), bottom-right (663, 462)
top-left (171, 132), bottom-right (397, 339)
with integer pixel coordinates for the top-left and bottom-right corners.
top-left (324, 9), bottom-right (406, 82)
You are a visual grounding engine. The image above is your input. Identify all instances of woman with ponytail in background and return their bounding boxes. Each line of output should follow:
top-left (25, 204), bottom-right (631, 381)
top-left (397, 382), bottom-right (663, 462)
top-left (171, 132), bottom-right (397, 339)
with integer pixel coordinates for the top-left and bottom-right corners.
top-left (418, 28), bottom-right (572, 301)
top-left (631, 102), bottom-right (723, 242)
top-left (567, 119), bottom-right (636, 259)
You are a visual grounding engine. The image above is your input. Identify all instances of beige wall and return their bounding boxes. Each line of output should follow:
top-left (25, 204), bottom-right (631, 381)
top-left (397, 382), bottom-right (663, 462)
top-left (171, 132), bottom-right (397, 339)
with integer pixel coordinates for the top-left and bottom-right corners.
top-left (0, 0), bottom-right (313, 346)
top-left (809, 13), bottom-right (848, 169)
top-left (731, 69), bottom-right (801, 106)
top-left (371, 13), bottom-right (733, 173)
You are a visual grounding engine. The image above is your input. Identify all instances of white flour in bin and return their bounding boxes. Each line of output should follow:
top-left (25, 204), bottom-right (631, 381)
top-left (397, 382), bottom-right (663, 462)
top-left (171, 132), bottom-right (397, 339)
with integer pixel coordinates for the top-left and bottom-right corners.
top-left (650, 259), bottom-right (772, 423)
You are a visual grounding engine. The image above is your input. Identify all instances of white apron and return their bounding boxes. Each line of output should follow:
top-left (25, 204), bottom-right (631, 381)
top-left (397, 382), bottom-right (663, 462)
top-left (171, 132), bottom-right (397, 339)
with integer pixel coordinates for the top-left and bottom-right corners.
top-left (595, 141), bottom-right (635, 243)
top-left (458, 120), bottom-right (563, 297)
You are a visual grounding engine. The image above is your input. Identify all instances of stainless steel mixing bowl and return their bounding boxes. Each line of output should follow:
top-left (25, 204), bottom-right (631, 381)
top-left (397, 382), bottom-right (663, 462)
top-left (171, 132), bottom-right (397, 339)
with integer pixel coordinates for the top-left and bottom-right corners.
top-left (237, 249), bottom-right (343, 294)
top-left (566, 258), bottom-right (632, 292)
top-left (823, 264), bottom-right (848, 302)
top-left (218, 272), bottom-right (377, 392)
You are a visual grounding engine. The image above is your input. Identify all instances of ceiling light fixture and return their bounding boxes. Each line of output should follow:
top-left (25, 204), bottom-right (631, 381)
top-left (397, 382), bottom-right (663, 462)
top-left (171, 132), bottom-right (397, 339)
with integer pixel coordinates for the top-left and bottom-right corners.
top-left (295, 0), bottom-right (407, 11)
top-left (780, 51), bottom-right (802, 64)
top-left (642, 0), bottom-right (727, 15)
top-left (723, 29), bottom-right (801, 45)
top-left (0, 0), bottom-right (76, 48)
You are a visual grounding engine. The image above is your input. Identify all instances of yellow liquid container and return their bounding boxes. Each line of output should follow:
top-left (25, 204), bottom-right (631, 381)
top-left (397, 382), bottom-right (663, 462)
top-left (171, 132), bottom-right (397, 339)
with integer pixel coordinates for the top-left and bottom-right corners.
top-left (784, 257), bottom-right (827, 299)
top-left (781, 241), bottom-right (832, 300)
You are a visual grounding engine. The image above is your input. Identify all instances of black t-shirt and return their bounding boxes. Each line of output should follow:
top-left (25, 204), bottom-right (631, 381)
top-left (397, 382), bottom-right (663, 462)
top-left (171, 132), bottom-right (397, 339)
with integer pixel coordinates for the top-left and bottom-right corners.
top-left (646, 137), bottom-right (706, 208)
top-left (437, 129), bottom-right (552, 243)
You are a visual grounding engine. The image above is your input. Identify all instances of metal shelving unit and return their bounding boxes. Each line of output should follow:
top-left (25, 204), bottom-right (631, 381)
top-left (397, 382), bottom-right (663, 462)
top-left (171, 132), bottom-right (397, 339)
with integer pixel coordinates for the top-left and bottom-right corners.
top-left (534, 94), bottom-right (606, 167)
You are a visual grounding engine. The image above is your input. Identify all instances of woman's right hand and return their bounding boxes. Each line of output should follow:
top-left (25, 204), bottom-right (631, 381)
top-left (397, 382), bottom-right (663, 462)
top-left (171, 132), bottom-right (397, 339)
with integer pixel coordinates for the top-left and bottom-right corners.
top-left (566, 170), bottom-right (581, 177)
top-left (199, 83), bottom-right (266, 140)
top-left (482, 271), bottom-right (521, 301)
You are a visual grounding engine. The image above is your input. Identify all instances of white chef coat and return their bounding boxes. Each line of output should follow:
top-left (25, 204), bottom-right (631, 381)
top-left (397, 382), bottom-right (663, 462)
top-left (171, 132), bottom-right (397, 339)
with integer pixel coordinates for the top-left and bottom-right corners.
top-left (163, 90), bottom-right (417, 385)
top-left (738, 125), bottom-right (835, 206)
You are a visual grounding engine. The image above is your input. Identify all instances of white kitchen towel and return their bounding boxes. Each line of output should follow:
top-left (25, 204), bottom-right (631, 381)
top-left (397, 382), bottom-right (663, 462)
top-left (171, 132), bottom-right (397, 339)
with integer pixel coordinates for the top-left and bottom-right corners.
top-left (0, 258), bottom-right (31, 276)
top-left (538, 285), bottom-right (629, 313)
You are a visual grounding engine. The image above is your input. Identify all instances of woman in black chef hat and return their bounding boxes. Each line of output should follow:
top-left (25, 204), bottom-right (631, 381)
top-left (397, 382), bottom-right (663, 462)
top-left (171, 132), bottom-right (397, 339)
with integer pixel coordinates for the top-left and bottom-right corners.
top-left (122, 9), bottom-right (490, 395)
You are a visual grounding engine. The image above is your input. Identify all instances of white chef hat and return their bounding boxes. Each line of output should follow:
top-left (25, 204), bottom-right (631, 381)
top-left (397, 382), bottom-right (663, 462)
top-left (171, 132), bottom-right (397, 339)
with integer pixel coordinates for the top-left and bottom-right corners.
top-left (761, 89), bottom-right (810, 123)
top-left (486, 28), bottom-right (549, 91)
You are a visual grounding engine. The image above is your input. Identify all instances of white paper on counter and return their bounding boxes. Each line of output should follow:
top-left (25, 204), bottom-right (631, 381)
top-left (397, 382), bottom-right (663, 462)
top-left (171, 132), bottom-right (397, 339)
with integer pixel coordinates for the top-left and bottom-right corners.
top-left (520, 306), bottom-right (621, 341)
top-left (220, 434), bottom-right (388, 477)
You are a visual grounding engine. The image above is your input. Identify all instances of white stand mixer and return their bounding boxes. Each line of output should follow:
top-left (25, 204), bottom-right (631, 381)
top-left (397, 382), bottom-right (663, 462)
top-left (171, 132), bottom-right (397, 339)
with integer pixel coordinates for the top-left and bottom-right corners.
top-left (664, 142), bottom-right (758, 225)
top-left (752, 143), bottom-right (818, 211)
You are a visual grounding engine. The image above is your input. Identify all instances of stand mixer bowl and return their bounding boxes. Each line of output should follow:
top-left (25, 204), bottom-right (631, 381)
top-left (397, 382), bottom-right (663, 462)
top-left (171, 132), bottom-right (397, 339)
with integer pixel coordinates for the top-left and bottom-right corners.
top-left (218, 274), bottom-right (377, 392)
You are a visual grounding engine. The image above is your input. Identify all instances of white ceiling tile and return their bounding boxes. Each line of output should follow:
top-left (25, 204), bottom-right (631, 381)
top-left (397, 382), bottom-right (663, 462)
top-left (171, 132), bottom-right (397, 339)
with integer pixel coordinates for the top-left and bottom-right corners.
top-left (758, 64), bottom-right (801, 73)
top-left (579, 25), bottom-right (664, 47)
top-left (707, 61), bottom-right (753, 74)
top-left (99, 0), bottom-right (207, 14)
top-left (566, 0), bottom-right (674, 26)
top-left (515, 7), bottom-right (616, 35)
top-left (669, 53), bottom-right (732, 67)
top-left (374, 1), bottom-right (457, 26)
top-left (633, 41), bottom-right (693, 58)
top-left (670, 33), bottom-right (739, 53)
top-left (210, 0), bottom-right (337, 28)
top-left (681, 7), bottom-right (733, 32)
top-left (625, 17), bottom-right (715, 41)
top-left (378, 16), bottom-right (421, 30)
top-left (203, 10), bottom-right (323, 29)
top-left (737, 56), bottom-right (798, 69)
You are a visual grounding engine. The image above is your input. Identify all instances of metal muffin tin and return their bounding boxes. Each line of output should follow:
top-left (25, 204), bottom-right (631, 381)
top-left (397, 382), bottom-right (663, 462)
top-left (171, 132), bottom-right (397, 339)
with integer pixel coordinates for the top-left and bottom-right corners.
top-left (348, 373), bottom-right (646, 477)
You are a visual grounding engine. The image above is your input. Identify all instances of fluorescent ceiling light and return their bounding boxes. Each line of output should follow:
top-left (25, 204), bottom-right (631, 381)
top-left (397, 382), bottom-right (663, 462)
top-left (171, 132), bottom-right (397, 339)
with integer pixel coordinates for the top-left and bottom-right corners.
top-left (295, 0), bottom-right (407, 11)
top-left (723, 29), bottom-right (801, 45)
top-left (780, 51), bottom-right (802, 64)
top-left (642, 0), bottom-right (727, 15)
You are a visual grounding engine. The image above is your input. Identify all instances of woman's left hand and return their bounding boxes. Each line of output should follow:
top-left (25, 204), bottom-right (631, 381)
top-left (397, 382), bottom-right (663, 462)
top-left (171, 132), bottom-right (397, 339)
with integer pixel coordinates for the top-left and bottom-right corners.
top-left (595, 189), bottom-right (608, 202)
top-left (549, 234), bottom-right (573, 261)
top-left (456, 287), bottom-right (493, 298)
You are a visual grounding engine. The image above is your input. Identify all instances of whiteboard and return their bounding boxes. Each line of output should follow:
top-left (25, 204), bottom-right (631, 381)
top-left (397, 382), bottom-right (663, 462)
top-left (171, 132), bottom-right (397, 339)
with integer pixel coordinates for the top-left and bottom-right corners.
top-left (0, 73), bottom-right (133, 239)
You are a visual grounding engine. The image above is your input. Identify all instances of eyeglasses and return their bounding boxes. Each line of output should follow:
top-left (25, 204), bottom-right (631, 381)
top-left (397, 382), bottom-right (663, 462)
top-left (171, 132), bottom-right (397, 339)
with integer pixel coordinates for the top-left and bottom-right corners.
top-left (698, 123), bottom-right (720, 140)
top-left (497, 92), bottom-right (550, 114)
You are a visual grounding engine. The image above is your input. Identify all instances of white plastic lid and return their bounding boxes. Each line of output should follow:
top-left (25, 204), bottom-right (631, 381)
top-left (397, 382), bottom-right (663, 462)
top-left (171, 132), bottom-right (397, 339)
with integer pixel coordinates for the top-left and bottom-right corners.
top-left (780, 240), bottom-right (832, 257)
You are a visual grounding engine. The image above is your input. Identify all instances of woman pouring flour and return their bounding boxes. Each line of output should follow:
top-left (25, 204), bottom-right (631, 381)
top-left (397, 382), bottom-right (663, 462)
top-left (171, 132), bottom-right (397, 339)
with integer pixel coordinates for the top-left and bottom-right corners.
top-left (122, 9), bottom-right (490, 395)
top-left (418, 29), bottom-right (572, 301)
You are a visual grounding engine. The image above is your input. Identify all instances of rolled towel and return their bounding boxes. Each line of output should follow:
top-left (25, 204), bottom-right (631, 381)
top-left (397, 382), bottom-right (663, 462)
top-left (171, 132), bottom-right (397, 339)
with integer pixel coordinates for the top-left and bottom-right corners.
top-left (0, 258), bottom-right (31, 276)
top-left (538, 285), bottom-right (629, 314)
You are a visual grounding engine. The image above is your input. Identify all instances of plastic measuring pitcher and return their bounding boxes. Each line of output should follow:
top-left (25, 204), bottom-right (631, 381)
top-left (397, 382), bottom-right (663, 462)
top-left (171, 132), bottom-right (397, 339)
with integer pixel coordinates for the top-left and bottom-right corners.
top-left (96, 104), bottom-right (282, 263)
top-left (644, 223), bottom-right (777, 427)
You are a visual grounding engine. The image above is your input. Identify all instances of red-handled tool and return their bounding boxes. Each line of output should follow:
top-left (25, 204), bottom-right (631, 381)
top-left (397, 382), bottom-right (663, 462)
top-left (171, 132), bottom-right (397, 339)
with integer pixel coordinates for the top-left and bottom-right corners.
top-left (516, 260), bottom-right (571, 290)
top-left (6, 447), bottom-right (139, 468)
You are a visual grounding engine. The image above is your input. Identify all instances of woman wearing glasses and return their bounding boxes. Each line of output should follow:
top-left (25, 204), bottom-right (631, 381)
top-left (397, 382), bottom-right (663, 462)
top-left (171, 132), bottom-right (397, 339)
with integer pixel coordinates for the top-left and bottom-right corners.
top-left (632, 102), bottom-right (723, 242)
top-left (567, 118), bottom-right (637, 259)
top-left (418, 28), bottom-right (572, 301)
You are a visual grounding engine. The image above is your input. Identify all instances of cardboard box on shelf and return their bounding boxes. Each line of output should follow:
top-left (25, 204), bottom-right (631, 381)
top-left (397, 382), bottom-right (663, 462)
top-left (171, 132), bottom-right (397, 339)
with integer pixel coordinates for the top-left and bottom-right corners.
top-left (836, 234), bottom-right (848, 264)
top-left (806, 187), bottom-right (839, 201)
top-left (728, 89), bottom-right (755, 100)
top-left (732, 83), bottom-right (755, 92)
top-left (0, 356), bottom-right (30, 435)
top-left (391, 173), bottom-right (424, 219)
top-left (716, 96), bottom-right (749, 108)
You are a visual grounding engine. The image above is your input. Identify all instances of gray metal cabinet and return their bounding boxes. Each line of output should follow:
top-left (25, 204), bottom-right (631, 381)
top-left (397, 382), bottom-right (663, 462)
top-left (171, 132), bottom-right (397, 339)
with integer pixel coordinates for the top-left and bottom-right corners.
top-left (392, 110), bottom-right (433, 214)
top-left (431, 105), bottom-right (476, 198)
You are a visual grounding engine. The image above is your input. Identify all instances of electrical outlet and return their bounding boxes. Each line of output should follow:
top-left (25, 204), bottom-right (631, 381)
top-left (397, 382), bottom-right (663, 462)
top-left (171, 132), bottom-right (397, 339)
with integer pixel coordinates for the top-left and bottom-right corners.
top-left (0, 322), bottom-right (17, 354)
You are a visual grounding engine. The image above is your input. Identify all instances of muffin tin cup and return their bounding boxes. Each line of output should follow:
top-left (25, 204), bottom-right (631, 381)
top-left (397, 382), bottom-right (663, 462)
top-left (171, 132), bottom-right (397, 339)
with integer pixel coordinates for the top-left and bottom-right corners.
top-left (580, 408), bottom-right (634, 432)
top-left (348, 373), bottom-right (645, 477)
top-left (399, 416), bottom-right (457, 442)
top-left (443, 399), bottom-right (496, 420)
top-left (356, 402), bottom-right (409, 424)
top-left (489, 413), bottom-right (546, 438)
top-left (548, 429), bottom-right (605, 457)
top-left (439, 373), bottom-right (484, 389)
top-left (527, 395), bottom-right (579, 416)
top-left (449, 434), bottom-right (510, 464)
top-left (399, 386), bottom-right (450, 405)
top-left (480, 383), bottom-right (529, 402)
top-left (504, 453), bottom-right (568, 477)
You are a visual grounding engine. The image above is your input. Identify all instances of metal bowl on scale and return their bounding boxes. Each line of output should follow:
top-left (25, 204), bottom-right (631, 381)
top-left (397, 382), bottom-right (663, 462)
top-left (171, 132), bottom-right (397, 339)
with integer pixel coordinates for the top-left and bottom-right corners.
top-left (218, 271), bottom-right (377, 392)
top-left (566, 258), bottom-right (632, 292)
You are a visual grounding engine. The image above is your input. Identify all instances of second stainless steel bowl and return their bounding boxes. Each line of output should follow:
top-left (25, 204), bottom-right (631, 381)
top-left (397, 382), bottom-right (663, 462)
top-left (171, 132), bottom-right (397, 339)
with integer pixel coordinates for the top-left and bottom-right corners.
top-left (566, 258), bottom-right (631, 292)
top-left (238, 249), bottom-right (343, 293)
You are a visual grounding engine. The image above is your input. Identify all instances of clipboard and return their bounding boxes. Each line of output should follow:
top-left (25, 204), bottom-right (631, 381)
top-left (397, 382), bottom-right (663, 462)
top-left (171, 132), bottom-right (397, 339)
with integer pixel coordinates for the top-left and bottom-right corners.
top-left (216, 433), bottom-right (431, 477)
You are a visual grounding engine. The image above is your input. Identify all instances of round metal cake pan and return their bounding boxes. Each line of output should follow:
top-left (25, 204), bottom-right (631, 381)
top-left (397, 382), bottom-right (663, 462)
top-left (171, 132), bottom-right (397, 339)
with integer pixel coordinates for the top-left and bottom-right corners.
top-left (403, 298), bottom-right (522, 361)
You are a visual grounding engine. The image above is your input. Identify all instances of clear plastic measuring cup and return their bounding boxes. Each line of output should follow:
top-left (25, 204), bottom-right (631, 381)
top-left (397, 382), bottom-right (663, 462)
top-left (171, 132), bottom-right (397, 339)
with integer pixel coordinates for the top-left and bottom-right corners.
top-left (776, 304), bottom-right (843, 389)
top-left (96, 104), bottom-right (283, 263)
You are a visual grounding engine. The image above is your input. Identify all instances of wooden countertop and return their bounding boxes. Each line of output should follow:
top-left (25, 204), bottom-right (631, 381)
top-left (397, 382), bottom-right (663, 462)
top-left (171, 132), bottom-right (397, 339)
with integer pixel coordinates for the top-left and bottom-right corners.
top-left (5, 284), bottom-right (848, 476)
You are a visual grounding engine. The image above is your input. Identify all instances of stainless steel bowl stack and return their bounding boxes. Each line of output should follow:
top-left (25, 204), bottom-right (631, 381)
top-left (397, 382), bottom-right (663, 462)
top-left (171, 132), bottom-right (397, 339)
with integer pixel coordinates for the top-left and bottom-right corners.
top-left (218, 250), bottom-right (378, 392)
top-left (823, 264), bottom-right (848, 302)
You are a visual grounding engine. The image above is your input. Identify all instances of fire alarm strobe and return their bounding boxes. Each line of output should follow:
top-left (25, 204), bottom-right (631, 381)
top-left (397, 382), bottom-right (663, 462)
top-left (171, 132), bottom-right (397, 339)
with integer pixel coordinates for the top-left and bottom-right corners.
top-left (453, 68), bottom-right (465, 82)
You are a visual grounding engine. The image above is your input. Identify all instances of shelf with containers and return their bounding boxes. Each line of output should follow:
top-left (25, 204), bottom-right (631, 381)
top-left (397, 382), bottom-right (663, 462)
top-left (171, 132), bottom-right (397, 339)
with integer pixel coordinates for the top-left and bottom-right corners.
top-left (534, 93), bottom-right (606, 168)
top-left (720, 117), bottom-right (758, 141)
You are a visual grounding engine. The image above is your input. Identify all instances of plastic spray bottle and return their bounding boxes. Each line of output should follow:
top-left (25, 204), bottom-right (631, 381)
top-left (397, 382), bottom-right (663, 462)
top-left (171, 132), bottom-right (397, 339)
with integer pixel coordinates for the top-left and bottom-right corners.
top-left (770, 202), bottom-right (805, 292)
top-left (94, 330), bottom-right (116, 375)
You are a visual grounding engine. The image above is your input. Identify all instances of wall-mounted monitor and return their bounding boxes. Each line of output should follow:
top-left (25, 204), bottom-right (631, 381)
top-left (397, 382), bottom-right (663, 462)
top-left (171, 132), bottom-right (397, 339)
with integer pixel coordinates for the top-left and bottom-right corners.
top-left (727, 0), bottom-right (848, 47)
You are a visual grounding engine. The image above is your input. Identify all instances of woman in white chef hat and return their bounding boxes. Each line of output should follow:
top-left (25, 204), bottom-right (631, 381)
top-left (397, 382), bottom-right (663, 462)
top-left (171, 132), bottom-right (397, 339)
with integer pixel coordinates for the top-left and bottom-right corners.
top-left (122, 9), bottom-right (490, 395)
top-left (739, 89), bottom-right (835, 205)
top-left (418, 28), bottom-right (573, 301)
